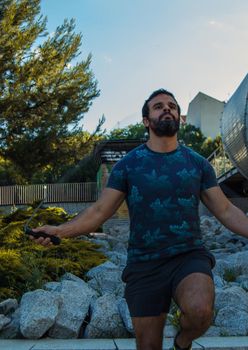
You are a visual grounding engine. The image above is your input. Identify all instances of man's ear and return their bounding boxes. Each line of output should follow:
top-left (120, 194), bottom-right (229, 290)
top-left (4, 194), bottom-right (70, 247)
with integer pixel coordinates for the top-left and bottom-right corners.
top-left (143, 117), bottom-right (149, 128)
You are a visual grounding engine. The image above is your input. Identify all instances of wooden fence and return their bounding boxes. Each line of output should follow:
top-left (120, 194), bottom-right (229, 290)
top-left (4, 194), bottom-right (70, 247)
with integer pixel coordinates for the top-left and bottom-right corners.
top-left (0, 183), bottom-right (98, 205)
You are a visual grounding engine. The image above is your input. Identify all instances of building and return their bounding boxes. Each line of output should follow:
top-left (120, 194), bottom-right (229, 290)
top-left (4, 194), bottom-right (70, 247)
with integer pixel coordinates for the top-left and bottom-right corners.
top-left (186, 92), bottom-right (225, 139)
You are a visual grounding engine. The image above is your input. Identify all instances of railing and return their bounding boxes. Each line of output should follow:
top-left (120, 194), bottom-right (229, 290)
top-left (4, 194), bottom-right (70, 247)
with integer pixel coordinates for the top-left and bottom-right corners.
top-left (207, 146), bottom-right (234, 179)
top-left (0, 182), bottom-right (98, 206)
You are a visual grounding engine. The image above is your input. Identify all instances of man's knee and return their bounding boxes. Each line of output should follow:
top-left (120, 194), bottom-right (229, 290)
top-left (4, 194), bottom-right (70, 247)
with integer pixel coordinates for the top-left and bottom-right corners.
top-left (182, 302), bottom-right (214, 326)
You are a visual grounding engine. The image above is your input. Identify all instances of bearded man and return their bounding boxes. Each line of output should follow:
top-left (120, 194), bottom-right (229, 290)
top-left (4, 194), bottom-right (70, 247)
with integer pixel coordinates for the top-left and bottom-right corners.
top-left (32, 89), bottom-right (248, 350)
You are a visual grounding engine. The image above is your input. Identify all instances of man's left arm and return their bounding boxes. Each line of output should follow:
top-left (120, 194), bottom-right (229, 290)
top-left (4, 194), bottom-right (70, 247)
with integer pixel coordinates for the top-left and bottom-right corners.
top-left (200, 186), bottom-right (248, 239)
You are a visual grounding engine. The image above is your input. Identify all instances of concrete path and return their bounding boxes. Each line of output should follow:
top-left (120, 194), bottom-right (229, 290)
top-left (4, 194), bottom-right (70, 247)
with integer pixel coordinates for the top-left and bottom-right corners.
top-left (0, 337), bottom-right (248, 350)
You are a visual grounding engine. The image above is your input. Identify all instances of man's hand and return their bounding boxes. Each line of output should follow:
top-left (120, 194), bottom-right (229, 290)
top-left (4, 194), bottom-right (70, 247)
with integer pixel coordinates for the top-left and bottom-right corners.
top-left (28, 188), bottom-right (126, 246)
top-left (29, 225), bottom-right (61, 247)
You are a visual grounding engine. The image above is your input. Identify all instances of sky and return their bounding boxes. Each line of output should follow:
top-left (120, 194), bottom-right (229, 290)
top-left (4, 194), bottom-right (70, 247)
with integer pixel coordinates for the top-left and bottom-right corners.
top-left (40, 0), bottom-right (248, 133)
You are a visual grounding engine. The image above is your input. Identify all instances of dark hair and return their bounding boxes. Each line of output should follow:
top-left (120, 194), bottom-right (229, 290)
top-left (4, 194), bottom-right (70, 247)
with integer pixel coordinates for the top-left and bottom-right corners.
top-left (142, 88), bottom-right (181, 118)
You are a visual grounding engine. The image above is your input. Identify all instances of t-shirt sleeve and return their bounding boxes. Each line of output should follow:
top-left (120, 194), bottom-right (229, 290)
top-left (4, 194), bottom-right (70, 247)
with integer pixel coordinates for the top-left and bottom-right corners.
top-left (200, 159), bottom-right (218, 192)
top-left (106, 160), bottom-right (128, 193)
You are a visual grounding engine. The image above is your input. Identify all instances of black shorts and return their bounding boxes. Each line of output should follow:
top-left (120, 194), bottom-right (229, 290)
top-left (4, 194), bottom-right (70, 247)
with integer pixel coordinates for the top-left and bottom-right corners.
top-left (121, 248), bottom-right (216, 317)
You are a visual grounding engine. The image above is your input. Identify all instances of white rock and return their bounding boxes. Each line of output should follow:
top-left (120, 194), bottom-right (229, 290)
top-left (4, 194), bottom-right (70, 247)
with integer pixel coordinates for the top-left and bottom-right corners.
top-left (0, 299), bottom-right (18, 316)
top-left (48, 279), bottom-right (97, 339)
top-left (0, 315), bottom-right (11, 331)
top-left (84, 293), bottom-right (129, 338)
top-left (20, 289), bottom-right (61, 339)
top-left (215, 286), bottom-right (248, 312)
top-left (215, 306), bottom-right (248, 336)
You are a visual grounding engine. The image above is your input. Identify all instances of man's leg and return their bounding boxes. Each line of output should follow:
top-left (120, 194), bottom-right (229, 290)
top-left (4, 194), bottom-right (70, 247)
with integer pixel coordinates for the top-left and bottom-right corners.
top-left (173, 272), bottom-right (215, 348)
top-left (132, 313), bottom-right (166, 350)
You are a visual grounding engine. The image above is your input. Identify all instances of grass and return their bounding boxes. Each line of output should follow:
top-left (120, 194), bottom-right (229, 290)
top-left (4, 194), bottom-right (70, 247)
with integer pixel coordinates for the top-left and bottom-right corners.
top-left (223, 268), bottom-right (240, 282)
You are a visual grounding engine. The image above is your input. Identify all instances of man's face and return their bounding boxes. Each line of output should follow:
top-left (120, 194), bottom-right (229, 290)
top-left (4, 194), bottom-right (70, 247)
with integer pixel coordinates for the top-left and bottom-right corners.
top-left (144, 94), bottom-right (180, 137)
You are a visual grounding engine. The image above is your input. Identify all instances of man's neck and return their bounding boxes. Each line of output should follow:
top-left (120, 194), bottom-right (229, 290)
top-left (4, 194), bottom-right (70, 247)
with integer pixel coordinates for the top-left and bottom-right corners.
top-left (146, 134), bottom-right (178, 153)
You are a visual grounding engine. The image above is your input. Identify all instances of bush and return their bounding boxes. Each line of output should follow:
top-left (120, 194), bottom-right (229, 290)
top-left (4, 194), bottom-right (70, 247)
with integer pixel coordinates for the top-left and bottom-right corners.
top-left (0, 205), bottom-right (107, 301)
top-left (167, 300), bottom-right (181, 330)
top-left (223, 268), bottom-right (239, 282)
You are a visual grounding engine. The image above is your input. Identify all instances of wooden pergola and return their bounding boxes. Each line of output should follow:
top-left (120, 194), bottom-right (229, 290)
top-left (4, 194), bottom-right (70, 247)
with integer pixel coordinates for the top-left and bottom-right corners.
top-left (94, 139), bottom-right (145, 219)
top-left (93, 139), bottom-right (145, 164)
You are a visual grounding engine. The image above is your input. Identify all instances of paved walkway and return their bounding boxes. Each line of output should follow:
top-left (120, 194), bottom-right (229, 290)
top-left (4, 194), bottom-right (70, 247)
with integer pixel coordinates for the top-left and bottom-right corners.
top-left (0, 337), bottom-right (248, 350)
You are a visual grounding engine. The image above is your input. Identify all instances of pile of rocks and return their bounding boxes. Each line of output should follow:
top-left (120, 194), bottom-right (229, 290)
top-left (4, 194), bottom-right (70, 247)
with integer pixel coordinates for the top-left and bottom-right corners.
top-left (1, 217), bottom-right (248, 339)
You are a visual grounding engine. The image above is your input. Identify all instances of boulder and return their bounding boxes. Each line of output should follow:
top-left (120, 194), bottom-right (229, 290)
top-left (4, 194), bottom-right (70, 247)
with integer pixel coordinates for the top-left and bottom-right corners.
top-left (203, 325), bottom-right (222, 337)
top-left (227, 251), bottom-right (248, 274)
top-left (213, 252), bottom-right (248, 279)
top-left (212, 259), bottom-right (232, 278)
top-left (87, 269), bottom-right (125, 297)
top-left (20, 289), bottom-right (61, 339)
top-left (107, 224), bottom-right (130, 241)
top-left (118, 298), bottom-right (133, 334)
top-left (60, 272), bottom-right (88, 284)
top-left (213, 275), bottom-right (226, 289)
top-left (84, 293), bottom-right (129, 338)
top-left (0, 308), bottom-right (22, 339)
top-left (0, 299), bottom-right (18, 316)
top-left (0, 315), bottom-right (11, 331)
top-left (163, 325), bottom-right (177, 337)
top-left (236, 274), bottom-right (248, 283)
top-left (215, 306), bottom-right (248, 336)
top-left (241, 280), bottom-right (248, 292)
top-left (111, 242), bottom-right (127, 255)
top-left (43, 281), bottom-right (62, 292)
top-left (48, 277), bottom-right (97, 338)
top-left (86, 261), bottom-right (119, 280)
top-left (104, 252), bottom-right (127, 267)
top-left (90, 238), bottom-right (111, 253)
top-left (215, 286), bottom-right (248, 312)
top-left (200, 216), bottom-right (222, 236)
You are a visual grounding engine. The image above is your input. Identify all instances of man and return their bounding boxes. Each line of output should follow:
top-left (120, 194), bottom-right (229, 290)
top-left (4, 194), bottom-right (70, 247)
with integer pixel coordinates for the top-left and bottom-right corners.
top-left (32, 89), bottom-right (248, 350)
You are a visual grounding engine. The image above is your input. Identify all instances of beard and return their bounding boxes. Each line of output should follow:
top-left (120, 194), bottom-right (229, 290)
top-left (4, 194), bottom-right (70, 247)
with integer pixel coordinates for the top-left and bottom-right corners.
top-left (148, 113), bottom-right (180, 137)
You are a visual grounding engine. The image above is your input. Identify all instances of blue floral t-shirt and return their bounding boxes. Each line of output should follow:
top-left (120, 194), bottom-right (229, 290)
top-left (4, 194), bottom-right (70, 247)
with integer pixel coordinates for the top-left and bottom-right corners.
top-left (107, 144), bottom-right (218, 263)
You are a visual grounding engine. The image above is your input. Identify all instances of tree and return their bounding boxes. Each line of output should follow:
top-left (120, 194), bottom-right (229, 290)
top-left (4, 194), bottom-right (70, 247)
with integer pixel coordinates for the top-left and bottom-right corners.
top-left (0, 0), bottom-right (100, 183)
top-left (200, 134), bottom-right (223, 158)
top-left (107, 122), bottom-right (147, 140)
top-left (178, 124), bottom-right (206, 154)
top-left (107, 122), bottom-right (222, 159)
top-left (0, 156), bottom-right (24, 185)
top-left (31, 127), bottom-right (106, 183)
top-left (178, 124), bottom-right (222, 158)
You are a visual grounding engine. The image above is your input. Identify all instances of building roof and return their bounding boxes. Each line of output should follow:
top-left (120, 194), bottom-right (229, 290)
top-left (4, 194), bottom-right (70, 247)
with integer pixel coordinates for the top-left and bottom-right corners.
top-left (190, 92), bottom-right (225, 105)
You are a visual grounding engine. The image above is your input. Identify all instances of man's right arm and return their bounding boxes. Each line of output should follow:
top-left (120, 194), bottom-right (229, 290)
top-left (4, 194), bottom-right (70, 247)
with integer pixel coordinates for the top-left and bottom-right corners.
top-left (31, 187), bottom-right (126, 245)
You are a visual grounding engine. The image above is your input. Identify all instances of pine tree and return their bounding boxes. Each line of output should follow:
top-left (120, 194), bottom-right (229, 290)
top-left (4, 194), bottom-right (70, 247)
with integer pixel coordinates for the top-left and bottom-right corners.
top-left (0, 0), bottom-right (100, 183)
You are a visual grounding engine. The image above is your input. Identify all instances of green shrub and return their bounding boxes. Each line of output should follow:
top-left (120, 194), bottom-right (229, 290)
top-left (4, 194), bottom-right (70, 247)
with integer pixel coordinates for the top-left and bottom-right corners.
top-left (167, 301), bottom-right (181, 329)
top-left (0, 288), bottom-right (18, 301)
top-left (223, 268), bottom-right (239, 282)
top-left (2, 208), bottom-right (32, 224)
top-left (0, 249), bottom-right (29, 286)
top-left (0, 205), bottom-right (107, 302)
